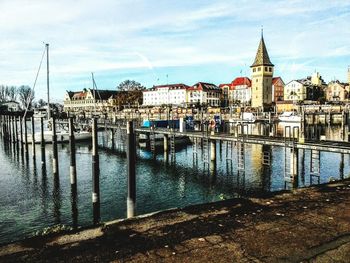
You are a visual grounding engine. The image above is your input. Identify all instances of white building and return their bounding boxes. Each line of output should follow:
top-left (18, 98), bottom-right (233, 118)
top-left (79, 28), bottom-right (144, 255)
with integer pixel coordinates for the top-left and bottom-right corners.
top-left (231, 77), bottom-right (252, 104)
top-left (142, 84), bottom-right (190, 106)
top-left (1, 101), bottom-right (20, 112)
top-left (187, 82), bottom-right (221, 107)
top-left (284, 80), bottom-right (307, 101)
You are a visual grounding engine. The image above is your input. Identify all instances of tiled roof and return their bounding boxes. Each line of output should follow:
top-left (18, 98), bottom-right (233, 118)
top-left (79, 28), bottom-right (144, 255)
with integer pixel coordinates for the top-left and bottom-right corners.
top-left (251, 35), bottom-right (274, 67)
top-left (72, 91), bottom-right (86, 99)
top-left (190, 82), bottom-right (220, 92)
top-left (272, 77), bottom-right (284, 85)
top-left (231, 77), bottom-right (251, 87)
top-left (90, 89), bottom-right (118, 100)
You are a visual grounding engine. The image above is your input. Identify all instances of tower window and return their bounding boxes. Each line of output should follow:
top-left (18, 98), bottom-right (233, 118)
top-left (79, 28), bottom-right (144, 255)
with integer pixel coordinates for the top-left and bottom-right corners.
top-left (265, 67), bottom-right (268, 71)
top-left (258, 67), bottom-right (261, 71)
top-left (269, 67), bottom-right (272, 72)
top-left (253, 68), bottom-right (256, 72)
top-left (256, 79), bottom-right (258, 82)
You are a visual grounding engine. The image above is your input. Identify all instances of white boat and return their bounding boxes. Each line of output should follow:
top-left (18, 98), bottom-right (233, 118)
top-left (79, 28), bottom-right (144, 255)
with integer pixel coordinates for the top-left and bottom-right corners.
top-left (229, 112), bottom-right (256, 123)
top-left (278, 111), bottom-right (301, 122)
top-left (25, 44), bottom-right (92, 143)
top-left (33, 108), bottom-right (48, 119)
top-left (25, 130), bottom-right (92, 144)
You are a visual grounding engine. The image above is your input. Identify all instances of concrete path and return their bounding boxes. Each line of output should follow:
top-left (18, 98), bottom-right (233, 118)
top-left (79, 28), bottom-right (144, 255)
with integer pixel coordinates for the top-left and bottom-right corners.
top-left (1, 180), bottom-right (350, 262)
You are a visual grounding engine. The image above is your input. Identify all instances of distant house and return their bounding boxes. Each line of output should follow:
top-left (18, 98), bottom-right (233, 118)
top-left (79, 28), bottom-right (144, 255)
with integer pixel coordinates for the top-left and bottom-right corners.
top-left (63, 88), bottom-right (118, 115)
top-left (0, 101), bottom-right (21, 112)
top-left (142, 84), bottom-right (190, 106)
top-left (272, 77), bottom-right (285, 102)
top-left (219, 77), bottom-right (252, 106)
top-left (326, 81), bottom-right (349, 101)
top-left (230, 77), bottom-right (251, 105)
top-left (188, 82), bottom-right (221, 107)
top-left (284, 73), bottom-right (325, 102)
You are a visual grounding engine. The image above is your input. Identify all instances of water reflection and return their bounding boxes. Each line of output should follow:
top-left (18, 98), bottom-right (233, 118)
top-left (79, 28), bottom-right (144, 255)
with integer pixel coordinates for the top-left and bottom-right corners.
top-left (1, 123), bottom-right (350, 245)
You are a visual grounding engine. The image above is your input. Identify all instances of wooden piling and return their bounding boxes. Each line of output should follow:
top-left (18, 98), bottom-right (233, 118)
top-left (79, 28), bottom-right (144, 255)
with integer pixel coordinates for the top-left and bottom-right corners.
top-left (291, 148), bottom-right (299, 188)
top-left (31, 116), bottom-right (36, 158)
top-left (40, 117), bottom-right (46, 164)
top-left (8, 116), bottom-right (12, 143)
top-left (19, 116), bottom-right (24, 152)
top-left (69, 117), bottom-right (77, 187)
top-left (127, 121), bottom-right (136, 218)
top-left (24, 117), bottom-right (28, 154)
top-left (92, 118), bottom-right (100, 224)
top-left (52, 117), bottom-right (59, 175)
top-left (11, 116), bottom-right (15, 143)
top-left (163, 134), bottom-right (168, 152)
top-left (15, 116), bottom-right (19, 144)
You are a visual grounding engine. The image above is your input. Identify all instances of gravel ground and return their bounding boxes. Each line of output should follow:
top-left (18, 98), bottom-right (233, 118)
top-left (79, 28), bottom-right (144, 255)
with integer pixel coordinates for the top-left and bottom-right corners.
top-left (1, 179), bottom-right (350, 263)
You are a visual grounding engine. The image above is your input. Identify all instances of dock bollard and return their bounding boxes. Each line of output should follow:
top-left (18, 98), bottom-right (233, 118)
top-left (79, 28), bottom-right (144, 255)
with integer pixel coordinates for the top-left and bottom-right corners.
top-left (127, 121), bottom-right (136, 218)
top-left (92, 118), bottom-right (100, 224)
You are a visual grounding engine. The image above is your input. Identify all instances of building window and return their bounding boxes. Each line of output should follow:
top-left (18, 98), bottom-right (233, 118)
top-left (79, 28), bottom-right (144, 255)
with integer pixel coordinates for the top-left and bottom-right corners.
top-left (253, 68), bottom-right (256, 72)
top-left (269, 67), bottom-right (272, 72)
top-left (265, 67), bottom-right (268, 71)
top-left (258, 67), bottom-right (261, 71)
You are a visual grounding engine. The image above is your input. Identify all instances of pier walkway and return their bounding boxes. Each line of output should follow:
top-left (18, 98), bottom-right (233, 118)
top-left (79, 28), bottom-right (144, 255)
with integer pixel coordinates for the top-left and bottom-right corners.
top-left (0, 179), bottom-right (349, 262)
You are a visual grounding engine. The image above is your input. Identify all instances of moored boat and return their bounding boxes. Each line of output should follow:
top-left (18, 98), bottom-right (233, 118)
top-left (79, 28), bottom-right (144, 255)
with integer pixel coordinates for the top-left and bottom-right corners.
top-left (278, 111), bottom-right (301, 122)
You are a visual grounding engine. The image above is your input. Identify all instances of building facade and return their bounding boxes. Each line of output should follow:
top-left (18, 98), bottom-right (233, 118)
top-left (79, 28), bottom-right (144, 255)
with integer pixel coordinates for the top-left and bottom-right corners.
top-left (1, 101), bottom-right (20, 112)
top-left (250, 33), bottom-right (274, 108)
top-left (272, 77), bottom-right (284, 102)
top-left (284, 80), bottom-right (306, 101)
top-left (63, 88), bottom-right (118, 115)
top-left (142, 84), bottom-right (190, 106)
top-left (326, 81), bottom-right (349, 101)
top-left (284, 73), bottom-right (326, 102)
top-left (188, 82), bottom-right (221, 107)
top-left (231, 77), bottom-right (252, 104)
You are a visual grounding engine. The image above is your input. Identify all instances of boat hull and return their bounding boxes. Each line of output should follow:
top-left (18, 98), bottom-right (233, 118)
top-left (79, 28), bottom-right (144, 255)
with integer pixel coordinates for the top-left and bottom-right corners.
top-left (23, 131), bottom-right (92, 144)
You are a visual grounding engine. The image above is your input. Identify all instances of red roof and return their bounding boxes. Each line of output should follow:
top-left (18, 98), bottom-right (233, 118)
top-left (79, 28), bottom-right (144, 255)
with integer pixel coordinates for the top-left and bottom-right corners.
top-left (272, 77), bottom-right (284, 85)
top-left (72, 91), bottom-right (86, 99)
top-left (231, 77), bottom-right (251, 87)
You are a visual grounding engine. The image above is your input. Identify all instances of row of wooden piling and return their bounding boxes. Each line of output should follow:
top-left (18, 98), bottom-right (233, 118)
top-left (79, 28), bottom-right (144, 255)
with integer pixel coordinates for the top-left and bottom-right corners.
top-left (0, 114), bottom-right (138, 222)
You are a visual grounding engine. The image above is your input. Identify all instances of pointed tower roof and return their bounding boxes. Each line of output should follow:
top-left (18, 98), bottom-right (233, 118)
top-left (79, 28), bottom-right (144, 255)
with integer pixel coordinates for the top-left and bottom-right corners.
top-left (251, 32), bottom-right (274, 67)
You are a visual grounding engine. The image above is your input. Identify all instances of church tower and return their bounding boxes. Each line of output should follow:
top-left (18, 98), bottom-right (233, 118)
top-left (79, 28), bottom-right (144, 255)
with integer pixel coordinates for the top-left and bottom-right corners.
top-left (347, 66), bottom-right (350, 85)
top-left (251, 31), bottom-right (274, 109)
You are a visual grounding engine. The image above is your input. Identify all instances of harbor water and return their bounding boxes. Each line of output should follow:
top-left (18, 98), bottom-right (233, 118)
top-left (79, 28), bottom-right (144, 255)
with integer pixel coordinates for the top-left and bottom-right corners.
top-left (0, 123), bottom-right (349, 245)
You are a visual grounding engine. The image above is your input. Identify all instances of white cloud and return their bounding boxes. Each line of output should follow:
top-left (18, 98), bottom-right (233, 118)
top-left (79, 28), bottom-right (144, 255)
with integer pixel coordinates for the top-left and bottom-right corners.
top-left (0, 0), bottom-right (349, 99)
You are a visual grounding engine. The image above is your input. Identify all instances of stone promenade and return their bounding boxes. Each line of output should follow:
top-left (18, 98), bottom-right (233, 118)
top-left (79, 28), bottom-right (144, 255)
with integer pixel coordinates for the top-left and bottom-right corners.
top-left (1, 180), bottom-right (350, 262)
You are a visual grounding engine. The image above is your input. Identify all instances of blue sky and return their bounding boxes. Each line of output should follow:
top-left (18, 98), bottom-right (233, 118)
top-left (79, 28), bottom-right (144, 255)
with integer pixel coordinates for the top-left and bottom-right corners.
top-left (0, 0), bottom-right (349, 102)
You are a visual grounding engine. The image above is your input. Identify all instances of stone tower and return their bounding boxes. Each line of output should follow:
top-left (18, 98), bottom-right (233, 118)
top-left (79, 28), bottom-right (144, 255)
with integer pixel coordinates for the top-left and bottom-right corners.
top-left (348, 66), bottom-right (350, 85)
top-left (251, 32), bottom-right (274, 109)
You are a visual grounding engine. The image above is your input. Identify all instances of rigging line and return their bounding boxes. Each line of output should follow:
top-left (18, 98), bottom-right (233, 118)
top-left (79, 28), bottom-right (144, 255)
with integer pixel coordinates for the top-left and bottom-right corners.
top-left (23, 46), bottom-right (46, 122)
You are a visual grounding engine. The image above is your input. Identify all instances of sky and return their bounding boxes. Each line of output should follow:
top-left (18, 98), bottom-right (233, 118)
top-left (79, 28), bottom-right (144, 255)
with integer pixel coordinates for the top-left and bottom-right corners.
top-left (0, 0), bottom-right (350, 102)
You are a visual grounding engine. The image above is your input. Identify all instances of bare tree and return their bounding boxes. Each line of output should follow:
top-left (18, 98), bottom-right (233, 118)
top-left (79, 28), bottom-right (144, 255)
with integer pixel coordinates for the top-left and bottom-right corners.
top-left (116, 80), bottom-right (145, 91)
top-left (18, 85), bottom-right (35, 109)
top-left (37, 99), bottom-right (46, 108)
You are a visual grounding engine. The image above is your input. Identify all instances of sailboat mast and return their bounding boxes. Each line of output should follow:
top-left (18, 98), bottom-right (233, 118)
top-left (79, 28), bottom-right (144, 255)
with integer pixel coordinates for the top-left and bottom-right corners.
top-left (46, 43), bottom-right (51, 120)
top-left (91, 72), bottom-right (96, 114)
